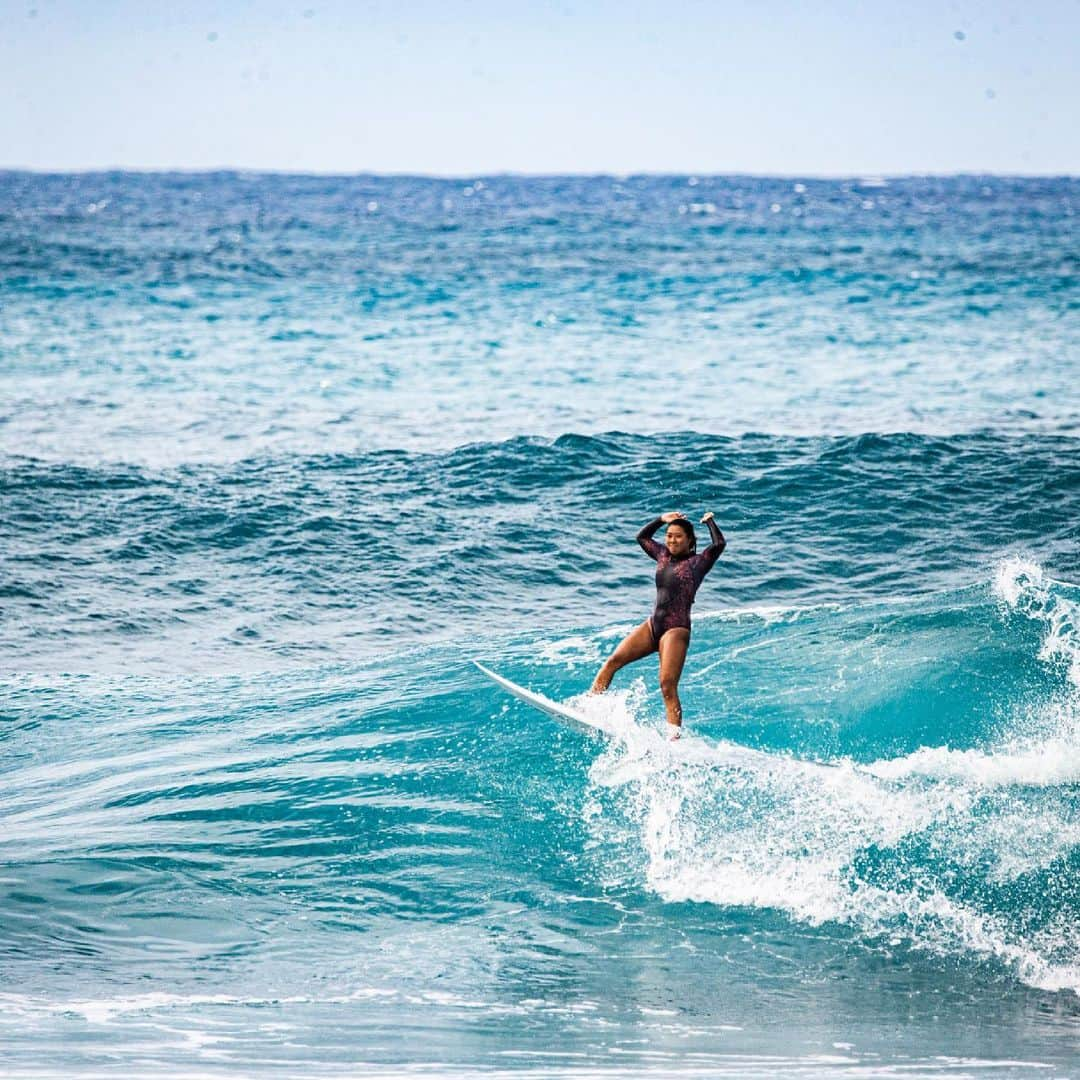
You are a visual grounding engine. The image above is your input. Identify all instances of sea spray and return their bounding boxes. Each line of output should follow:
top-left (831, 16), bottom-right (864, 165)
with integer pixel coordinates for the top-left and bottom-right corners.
top-left (995, 556), bottom-right (1080, 687)
top-left (581, 562), bottom-right (1080, 995)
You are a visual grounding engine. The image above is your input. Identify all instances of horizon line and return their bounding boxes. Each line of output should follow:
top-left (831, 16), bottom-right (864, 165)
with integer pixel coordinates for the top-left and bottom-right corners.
top-left (1, 166), bottom-right (1077, 181)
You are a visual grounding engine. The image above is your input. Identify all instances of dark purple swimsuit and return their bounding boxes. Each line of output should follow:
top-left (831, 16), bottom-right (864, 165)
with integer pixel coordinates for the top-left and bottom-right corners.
top-left (637, 517), bottom-right (726, 645)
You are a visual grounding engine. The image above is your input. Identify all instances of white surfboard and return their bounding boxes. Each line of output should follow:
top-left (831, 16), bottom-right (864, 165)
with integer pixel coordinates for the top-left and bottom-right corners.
top-left (472, 660), bottom-right (839, 772)
top-left (472, 660), bottom-right (616, 736)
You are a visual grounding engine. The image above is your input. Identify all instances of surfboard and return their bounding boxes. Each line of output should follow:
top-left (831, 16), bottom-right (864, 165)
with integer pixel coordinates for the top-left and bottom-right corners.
top-left (472, 660), bottom-right (615, 736)
top-left (472, 659), bottom-right (839, 771)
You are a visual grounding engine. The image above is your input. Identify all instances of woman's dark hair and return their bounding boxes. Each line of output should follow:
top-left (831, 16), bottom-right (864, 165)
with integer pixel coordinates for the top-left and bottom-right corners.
top-left (666, 517), bottom-right (697, 554)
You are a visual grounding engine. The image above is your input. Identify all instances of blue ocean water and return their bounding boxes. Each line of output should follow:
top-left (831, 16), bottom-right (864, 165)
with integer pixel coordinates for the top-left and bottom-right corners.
top-left (1, 173), bottom-right (1078, 1078)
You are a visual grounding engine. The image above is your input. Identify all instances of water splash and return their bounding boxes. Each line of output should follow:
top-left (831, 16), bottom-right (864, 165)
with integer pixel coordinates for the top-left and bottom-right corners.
top-left (582, 563), bottom-right (1080, 995)
top-left (994, 556), bottom-right (1080, 686)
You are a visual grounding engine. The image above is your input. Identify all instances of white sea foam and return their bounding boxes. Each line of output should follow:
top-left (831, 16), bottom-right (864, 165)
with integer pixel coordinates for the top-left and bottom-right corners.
top-left (592, 739), bottom-right (1079, 992)
top-left (994, 556), bottom-right (1080, 686)
top-left (865, 723), bottom-right (1080, 788)
top-left (695, 601), bottom-right (845, 625)
top-left (538, 633), bottom-right (615, 666)
top-left (584, 561), bottom-right (1080, 996)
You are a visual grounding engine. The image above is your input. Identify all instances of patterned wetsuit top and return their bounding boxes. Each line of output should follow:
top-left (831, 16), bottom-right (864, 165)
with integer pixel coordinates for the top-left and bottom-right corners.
top-left (637, 517), bottom-right (726, 641)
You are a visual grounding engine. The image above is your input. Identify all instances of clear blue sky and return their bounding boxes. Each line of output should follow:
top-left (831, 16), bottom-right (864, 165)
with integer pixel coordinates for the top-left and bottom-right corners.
top-left (3, 0), bottom-right (1077, 174)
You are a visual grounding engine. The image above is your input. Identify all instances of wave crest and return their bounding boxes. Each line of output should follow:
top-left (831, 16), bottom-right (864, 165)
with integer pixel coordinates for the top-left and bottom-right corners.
top-left (583, 563), bottom-right (1080, 995)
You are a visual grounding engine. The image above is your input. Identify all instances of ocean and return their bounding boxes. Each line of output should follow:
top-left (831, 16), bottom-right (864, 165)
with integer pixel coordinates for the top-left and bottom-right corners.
top-left (0, 172), bottom-right (1078, 1077)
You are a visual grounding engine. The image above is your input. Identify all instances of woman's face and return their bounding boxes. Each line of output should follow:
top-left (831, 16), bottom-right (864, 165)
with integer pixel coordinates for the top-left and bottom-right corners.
top-left (665, 524), bottom-right (691, 556)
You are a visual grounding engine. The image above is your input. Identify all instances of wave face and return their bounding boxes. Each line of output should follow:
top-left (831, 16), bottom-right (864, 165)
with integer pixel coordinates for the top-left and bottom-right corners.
top-left (1, 174), bottom-right (1079, 1077)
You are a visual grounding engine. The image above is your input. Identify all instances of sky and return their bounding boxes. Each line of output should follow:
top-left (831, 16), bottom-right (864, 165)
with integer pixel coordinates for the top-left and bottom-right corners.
top-left (2, 0), bottom-right (1078, 175)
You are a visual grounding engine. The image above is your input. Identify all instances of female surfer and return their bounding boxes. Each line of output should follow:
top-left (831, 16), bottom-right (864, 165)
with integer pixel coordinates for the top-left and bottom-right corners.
top-left (590, 511), bottom-right (726, 736)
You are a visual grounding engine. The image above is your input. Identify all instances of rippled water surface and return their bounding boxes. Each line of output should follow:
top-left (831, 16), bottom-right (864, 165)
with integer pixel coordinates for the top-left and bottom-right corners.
top-left (1, 173), bottom-right (1078, 1078)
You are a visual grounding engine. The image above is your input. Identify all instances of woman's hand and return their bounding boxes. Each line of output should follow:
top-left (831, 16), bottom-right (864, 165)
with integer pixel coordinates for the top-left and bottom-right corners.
top-left (700, 511), bottom-right (715, 523)
top-left (660, 511), bottom-right (685, 523)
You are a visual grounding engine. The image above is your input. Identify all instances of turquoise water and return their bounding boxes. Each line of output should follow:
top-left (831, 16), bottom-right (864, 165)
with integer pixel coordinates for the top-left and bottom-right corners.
top-left (1, 173), bottom-right (1078, 1077)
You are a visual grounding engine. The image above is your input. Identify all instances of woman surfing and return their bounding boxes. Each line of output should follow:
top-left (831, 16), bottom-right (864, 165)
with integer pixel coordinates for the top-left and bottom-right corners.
top-left (590, 511), bottom-right (726, 737)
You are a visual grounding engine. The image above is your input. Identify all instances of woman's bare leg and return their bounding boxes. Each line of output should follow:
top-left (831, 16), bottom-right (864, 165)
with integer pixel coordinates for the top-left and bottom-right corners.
top-left (657, 628), bottom-right (690, 729)
top-left (591, 620), bottom-right (656, 692)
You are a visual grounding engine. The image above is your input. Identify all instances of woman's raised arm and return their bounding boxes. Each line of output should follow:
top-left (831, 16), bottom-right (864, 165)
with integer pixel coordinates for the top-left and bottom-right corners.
top-left (699, 511), bottom-right (726, 567)
top-left (636, 516), bottom-right (666, 560)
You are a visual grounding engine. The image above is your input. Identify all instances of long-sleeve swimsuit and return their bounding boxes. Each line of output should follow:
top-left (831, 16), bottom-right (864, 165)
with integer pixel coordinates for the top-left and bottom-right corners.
top-left (637, 517), bottom-right (726, 645)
